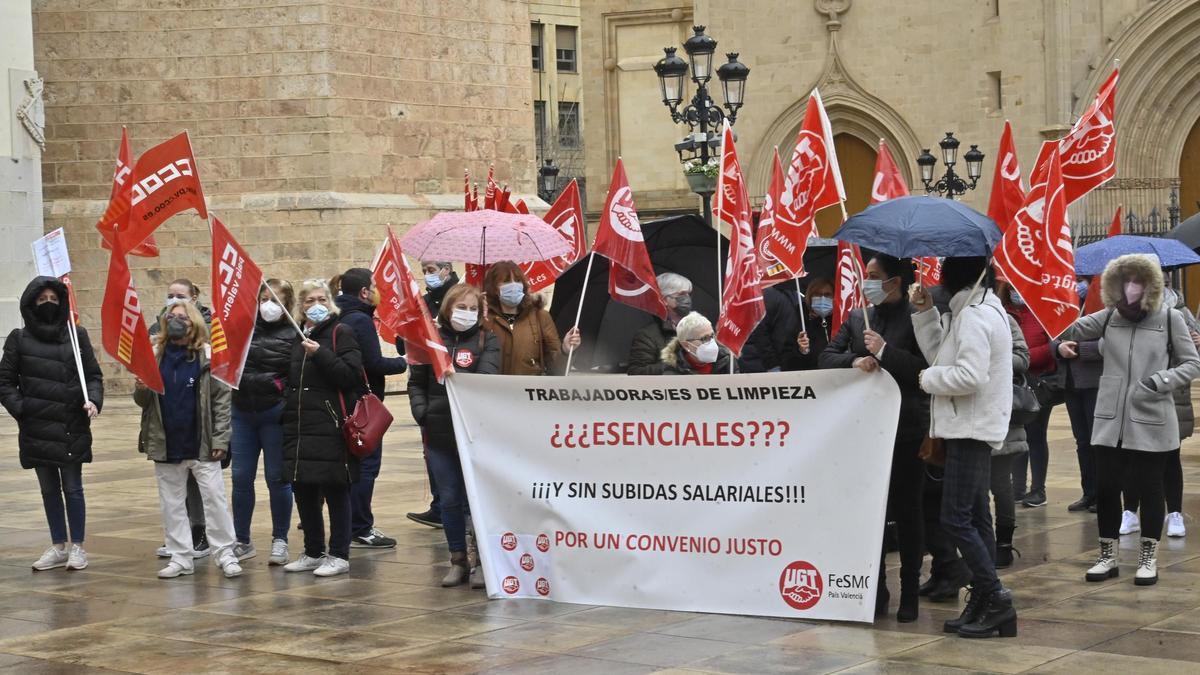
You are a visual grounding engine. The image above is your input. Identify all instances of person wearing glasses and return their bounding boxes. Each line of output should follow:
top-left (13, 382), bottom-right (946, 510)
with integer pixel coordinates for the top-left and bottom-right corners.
top-left (657, 312), bottom-right (735, 375)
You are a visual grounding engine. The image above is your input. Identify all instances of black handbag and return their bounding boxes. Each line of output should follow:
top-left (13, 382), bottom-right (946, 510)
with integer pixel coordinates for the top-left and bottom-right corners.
top-left (1033, 371), bottom-right (1065, 408)
top-left (1011, 373), bottom-right (1041, 427)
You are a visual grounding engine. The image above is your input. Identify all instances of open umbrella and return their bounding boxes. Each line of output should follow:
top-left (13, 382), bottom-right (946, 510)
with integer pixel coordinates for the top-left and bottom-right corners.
top-left (832, 195), bottom-right (1002, 258)
top-left (400, 209), bottom-right (570, 264)
top-left (1074, 234), bottom-right (1200, 275)
top-left (1167, 211), bottom-right (1200, 250)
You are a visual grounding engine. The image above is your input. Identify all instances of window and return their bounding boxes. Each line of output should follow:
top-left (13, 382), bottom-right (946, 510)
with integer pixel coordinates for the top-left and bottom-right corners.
top-left (534, 101), bottom-right (547, 152)
top-left (987, 70), bottom-right (1002, 111)
top-left (555, 25), bottom-right (577, 73)
top-left (531, 23), bottom-right (544, 71)
top-left (558, 102), bottom-right (580, 147)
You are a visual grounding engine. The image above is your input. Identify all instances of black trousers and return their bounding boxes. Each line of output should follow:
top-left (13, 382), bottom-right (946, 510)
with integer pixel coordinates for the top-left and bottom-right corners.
top-left (1097, 446), bottom-right (1169, 540)
top-left (293, 482), bottom-right (351, 560)
top-left (990, 453), bottom-right (1017, 531)
top-left (1123, 448), bottom-right (1183, 515)
top-left (881, 436), bottom-right (925, 592)
top-left (923, 463), bottom-right (969, 579)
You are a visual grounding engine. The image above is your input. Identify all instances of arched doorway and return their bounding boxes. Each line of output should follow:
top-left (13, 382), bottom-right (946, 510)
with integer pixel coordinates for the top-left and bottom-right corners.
top-left (815, 134), bottom-right (876, 237)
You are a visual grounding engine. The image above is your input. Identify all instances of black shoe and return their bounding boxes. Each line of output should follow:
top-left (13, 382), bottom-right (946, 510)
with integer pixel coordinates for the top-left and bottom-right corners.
top-left (929, 566), bottom-right (971, 603)
top-left (943, 586), bottom-right (988, 633)
top-left (958, 588), bottom-right (1018, 638)
top-left (995, 544), bottom-right (1022, 569)
top-left (1013, 491), bottom-right (1027, 504)
top-left (351, 528), bottom-right (397, 549)
top-left (191, 526), bottom-right (211, 559)
top-left (897, 592), bottom-right (919, 623)
top-left (918, 575), bottom-right (940, 597)
top-left (1067, 496), bottom-right (1095, 512)
top-left (875, 584), bottom-right (890, 617)
top-left (1022, 490), bottom-right (1047, 508)
top-left (1088, 503), bottom-right (1098, 513)
top-left (406, 508), bottom-right (443, 529)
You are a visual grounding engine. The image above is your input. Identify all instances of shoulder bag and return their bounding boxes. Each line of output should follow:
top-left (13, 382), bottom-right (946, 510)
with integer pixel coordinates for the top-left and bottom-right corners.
top-left (332, 326), bottom-right (394, 458)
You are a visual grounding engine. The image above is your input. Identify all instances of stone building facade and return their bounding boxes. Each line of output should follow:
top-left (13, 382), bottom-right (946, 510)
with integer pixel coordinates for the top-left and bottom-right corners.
top-left (30, 0), bottom-right (539, 390)
top-left (531, 1), bottom-right (586, 198)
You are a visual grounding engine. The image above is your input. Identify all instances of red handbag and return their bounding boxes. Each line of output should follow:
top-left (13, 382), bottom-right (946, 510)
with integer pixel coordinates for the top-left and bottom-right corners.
top-left (332, 327), bottom-right (394, 459)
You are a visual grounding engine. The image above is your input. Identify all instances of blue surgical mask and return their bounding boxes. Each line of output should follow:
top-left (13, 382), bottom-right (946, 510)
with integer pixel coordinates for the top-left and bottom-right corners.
top-left (1076, 279), bottom-right (1089, 298)
top-left (1010, 291), bottom-right (1025, 307)
top-left (425, 273), bottom-right (444, 290)
top-left (862, 279), bottom-right (889, 305)
top-left (499, 282), bottom-right (525, 307)
top-left (811, 296), bottom-right (833, 317)
top-left (305, 304), bottom-right (330, 324)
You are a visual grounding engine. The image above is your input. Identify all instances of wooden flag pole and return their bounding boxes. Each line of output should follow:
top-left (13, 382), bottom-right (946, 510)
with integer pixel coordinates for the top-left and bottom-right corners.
top-left (563, 251), bottom-right (596, 376)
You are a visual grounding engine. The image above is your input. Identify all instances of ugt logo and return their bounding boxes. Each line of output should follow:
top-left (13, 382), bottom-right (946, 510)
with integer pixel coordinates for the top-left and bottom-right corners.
top-left (779, 560), bottom-right (823, 611)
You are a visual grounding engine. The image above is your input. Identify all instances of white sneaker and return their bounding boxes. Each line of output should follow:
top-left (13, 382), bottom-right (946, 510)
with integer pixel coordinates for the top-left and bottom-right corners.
top-left (32, 545), bottom-right (68, 571)
top-left (313, 556), bottom-right (350, 577)
top-left (157, 561), bottom-right (194, 578)
top-left (1119, 510), bottom-right (1141, 535)
top-left (232, 542), bottom-right (257, 561)
top-left (222, 560), bottom-right (244, 578)
top-left (283, 554), bottom-right (323, 573)
top-left (269, 539), bottom-right (289, 566)
top-left (155, 545), bottom-right (170, 558)
top-left (66, 544), bottom-right (88, 570)
top-left (1167, 512), bottom-right (1186, 538)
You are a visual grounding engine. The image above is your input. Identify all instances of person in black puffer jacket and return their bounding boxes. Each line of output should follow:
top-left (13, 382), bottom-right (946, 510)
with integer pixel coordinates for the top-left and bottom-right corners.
top-left (281, 279), bottom-right (365, 578)
top-left (0, 277), bottom-right (103, 572)
top-left (229, 279), bottom-right (299, 565)
top-left (737, 284), bottom-right (800, 373)
top-left (409, 284), bottom-right (500, 588)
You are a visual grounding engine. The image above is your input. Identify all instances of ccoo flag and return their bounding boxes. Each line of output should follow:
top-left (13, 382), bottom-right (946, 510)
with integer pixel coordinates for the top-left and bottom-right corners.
top-left (101, 232), bottom-right (164, 393)
top-left (97, 128), bottom-right (160, 257)
top-left (209, 217), bottom-right (264, 389)
top-left (374, 228), bottom-right (454, 382)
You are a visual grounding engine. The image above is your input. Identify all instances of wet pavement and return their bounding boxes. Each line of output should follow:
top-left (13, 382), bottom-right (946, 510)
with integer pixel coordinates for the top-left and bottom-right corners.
top-left (1, 398), bottom-right (1199, 673)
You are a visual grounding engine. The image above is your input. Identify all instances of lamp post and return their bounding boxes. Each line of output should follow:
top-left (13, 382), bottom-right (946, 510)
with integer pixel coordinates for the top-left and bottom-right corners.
top-left (538, 158), bottom-right (560, 203)
top-left (653, 26), bottom-right (749, 226)
top-left (916, 132), bottom-right (985, 199)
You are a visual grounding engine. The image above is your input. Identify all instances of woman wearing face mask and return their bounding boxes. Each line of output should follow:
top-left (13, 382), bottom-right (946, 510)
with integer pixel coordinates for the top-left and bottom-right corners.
top-left (1060, 255), bottom-right (1200, 587)
top-left (1000, 283), bottom-right (1058, 509)
top-left (280, 279), bottom-right (365, 578)
top-left (483, 262), bottom-right (580, 375)
top-left (793, 277), bottom-right (835, 371)
top-left (151, 279), bottom-right (213, 335)
top-left (819, 254), bottom-right (929, 622)
top-left (409, 284), bottom-right (500, 587)
top-left (658, 312), bottom-right (734, 374)
top-left (135, 302), bottom-right (242, 580)
top-left (228, 280), bottom-right (298, 566)
top-left (0, 277), bottom-right (103, 572)
top-left (629, 273), bottom-right (694, 375)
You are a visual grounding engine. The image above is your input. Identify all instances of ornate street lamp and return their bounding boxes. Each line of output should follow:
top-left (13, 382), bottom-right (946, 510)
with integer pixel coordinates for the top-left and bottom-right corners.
top-left (538, 158), bottom-right (560, 202)
top-left (918, 132), bottom-right (984, 199)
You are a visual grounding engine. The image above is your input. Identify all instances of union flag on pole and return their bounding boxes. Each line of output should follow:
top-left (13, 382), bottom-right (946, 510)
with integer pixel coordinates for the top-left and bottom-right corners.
top-left (484, 165), bottom-right (497, 210)
top-left (987, 120), bottom-right (1026, 232)
top-left (97, 128), bottom-right (159, 257)
top-left (756, 147), bottom-right (792, 286)
top-left (374, 227), bottom-right (453, 382)
top-left (209, 217), bottom-right (263, 389)
top-left (832, 241), bottom-right (866, 336)
top-left (101, 232), bottom-right (164, 393)
top-left (869, 139), bottom-right (909, 204)
top-left (1108, 204), bottom-right (1123, 238)
top-left (713, 122), bottom-right (765, 356)
top-left (593, 159), bottom-right (667, 319)
top-left (994, 147), bottom-right (1079, 338)
top-left (464, 169), bottom-right (474, 212)
top-left (1056, 68), bottom-right (1118, 205)
top-left (521, 179), bottom-right (587, 293)
top-left (764, 89), bottom-right (845, 277)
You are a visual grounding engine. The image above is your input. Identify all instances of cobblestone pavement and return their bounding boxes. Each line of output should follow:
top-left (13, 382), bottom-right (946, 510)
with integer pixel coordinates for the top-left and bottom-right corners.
top-left (1, 398), bottom-right (1199, 674)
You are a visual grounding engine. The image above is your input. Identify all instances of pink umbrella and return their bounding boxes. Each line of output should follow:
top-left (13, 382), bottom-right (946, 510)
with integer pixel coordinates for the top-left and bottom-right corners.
top-left (400, 209), bottom-right (571, 265)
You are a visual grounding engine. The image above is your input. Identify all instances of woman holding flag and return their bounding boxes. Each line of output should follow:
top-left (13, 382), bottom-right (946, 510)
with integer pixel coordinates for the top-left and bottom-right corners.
top-left (482, 262), bottom-right (579, 375)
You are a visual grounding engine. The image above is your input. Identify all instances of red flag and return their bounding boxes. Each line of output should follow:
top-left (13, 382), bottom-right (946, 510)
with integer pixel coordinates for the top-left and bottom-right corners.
top-left (472, 183), bottom-right (480, 210)
top-left (832, 241), bottom-right (866, 336)
top-left (512, 198), bottom-right (530, 215)
top-left (209, 217), bottom-right (264, 389)
top-left (97, 129), bottom-right (159, 257)
top-left (714, 123), bottom-right (765, 356)
top-left (593, 159), bottom-right (667, 319)
top-left (521, 179), bottom-right (587, 293)
top-left (756, 148), bottom-right (793, 286)
top-left (987, 120), bottom-right (1026, 232)
top-left (497, 185), bottom-right (513, 213)
top-left (1057, 68), bottom-right (1118, 205)
top-left (97, 131), bottom-right (207, 255)
top-left (101, 233), bottom-right (164, 393)
top-left (1108, 204), bottom-right (1123, 238)
top-left (994, 148), bottom-right (1079, 338)
top-left (464, 169), bottom-right (473, 212)
top-left (869, 139), bottom-right (909, 204)
top-left (914, 257), bottom-right (943, 287)
top-left (765, 90), bottom-right (845, 276)
top-left (374, 228), bottom-right (453, 382)
top-left (464, 264), bottom-right (487, 288)
top-left (484, 165), bottom-right (497, 210)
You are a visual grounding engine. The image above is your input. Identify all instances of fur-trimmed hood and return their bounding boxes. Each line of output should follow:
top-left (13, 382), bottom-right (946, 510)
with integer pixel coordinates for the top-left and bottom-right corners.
top-left (1100, 254), bottom-right (1164, 311)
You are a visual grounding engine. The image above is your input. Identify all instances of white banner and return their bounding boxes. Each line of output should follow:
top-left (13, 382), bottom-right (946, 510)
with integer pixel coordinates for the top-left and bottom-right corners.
top-left (447, 370), bottom-right (900, 623)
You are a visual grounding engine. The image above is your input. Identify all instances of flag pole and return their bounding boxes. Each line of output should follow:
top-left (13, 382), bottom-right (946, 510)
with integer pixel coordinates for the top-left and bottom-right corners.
top-left (63, 284), bottom-right (90, 406)
top-left (564, 251), bottom-right (596, 376)
top-left (838, 201), bottom-right (871, 333)
top-left (795, 278), bottom-right (807, 334)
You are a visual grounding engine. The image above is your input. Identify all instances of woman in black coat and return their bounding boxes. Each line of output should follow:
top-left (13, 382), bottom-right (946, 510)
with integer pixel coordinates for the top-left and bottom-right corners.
top-left (0, 277), bottom-right (102, 571)
top-left (819, 254), bottom-right (929, 623)
top-left (409, 284), bottom-right (500, 587)
top-left (280, 279), bottom-right (364, 577)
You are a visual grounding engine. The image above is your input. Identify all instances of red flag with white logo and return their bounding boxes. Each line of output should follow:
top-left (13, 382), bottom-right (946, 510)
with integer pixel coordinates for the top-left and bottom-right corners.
top-left (209, 217), bottom-right (264, 389)
top-left (484, 165), bottom-right (497, 210)
top-left (97, 129), bottom-right (160, 257)
top-left (765, 90), bottom-right (845, 277)
top-left (1057, 68), bottom-right (1118, 205)
top-left (756, 148), bottom-right (793, 287)
top-left (869, 139), bottom-right (909, 204)
top-left (374, 228), bottom-right (454, 382)
top-left (832, 241), bottom-right (866, 336)
top-left (987, 121), bottom-right (1026, 232)
top-left (521, 179), bottom-right (587, 293)
top-left (994, 149), bottom-right (1079, 338)
top-left (593, 159), bottom-right (667, 319)
top-left (101, 233), bottom-right (164, 393)
top-left (714, 123), bottom-right (765, 356)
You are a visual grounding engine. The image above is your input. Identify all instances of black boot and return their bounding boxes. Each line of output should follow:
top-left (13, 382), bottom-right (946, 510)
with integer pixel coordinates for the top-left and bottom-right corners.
top-left (943, 585), bottom-right (988, 633)
top-left (995, 524), bottom-right (1020, 569)
top-left (918, 574), bottom-right (940, 597)
top-left (875, 577), bottom-right (890, 617)
top-left (929, 564), bottom-right (971, 603)
top-left (958, 587), bottom-right (1018, 638)
top-left (897, 590), bottom-right (919, 623)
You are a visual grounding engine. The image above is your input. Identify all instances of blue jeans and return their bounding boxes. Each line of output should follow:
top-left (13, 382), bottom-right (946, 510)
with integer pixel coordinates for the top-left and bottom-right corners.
top-left (1014, 404), bottom-right (1054, 494)
top-left (427, 443), bottom-right (468, 553)
top-left (421, 427), bottom-right (440, 514)
top-left (1064, 388), bottom-right (1098, 499)
top-left (351, 442), bottom-right (382, 538)
top-left (941, 438), bottom-right (1000, 595)
top-left (230, 403), bottom-right (292, 543)
top-left (36, 464), bottom-right (85, 544)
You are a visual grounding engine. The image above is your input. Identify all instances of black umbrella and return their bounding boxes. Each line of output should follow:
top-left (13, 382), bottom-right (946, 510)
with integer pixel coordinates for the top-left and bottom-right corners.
top-left (1167, 212), bottom-right (1200, 250)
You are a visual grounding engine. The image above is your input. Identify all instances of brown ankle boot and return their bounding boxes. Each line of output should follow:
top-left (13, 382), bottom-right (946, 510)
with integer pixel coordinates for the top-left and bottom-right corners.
top-left (441, 552), bottom-right (470, 587)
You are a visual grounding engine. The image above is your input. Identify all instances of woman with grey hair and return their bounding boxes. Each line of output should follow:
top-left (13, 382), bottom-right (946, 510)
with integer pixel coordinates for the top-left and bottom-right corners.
top-left (628, 273), bottom-right (694, 375)
top-left (658, 312), bottom-right (735, 375)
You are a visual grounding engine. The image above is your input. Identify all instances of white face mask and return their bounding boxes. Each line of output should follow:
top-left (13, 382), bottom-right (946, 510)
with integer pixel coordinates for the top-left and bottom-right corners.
top-left (862, 279), bottom-right (890, 305)
top-left (693, 339), bottom-right (719, 364)
top-left (1124, 281), bottom-right (1145, 304)
top-left (450, 308), bottom-right (478, 332)
top-left (259, 300), bottom-right (284, 323)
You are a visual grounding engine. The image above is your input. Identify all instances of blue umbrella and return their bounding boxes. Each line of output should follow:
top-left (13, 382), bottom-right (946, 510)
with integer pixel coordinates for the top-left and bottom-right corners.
top-left (832, 195), bottom-right (1002, 258)
top-left (1074, 234), bottom-right (1200, 275)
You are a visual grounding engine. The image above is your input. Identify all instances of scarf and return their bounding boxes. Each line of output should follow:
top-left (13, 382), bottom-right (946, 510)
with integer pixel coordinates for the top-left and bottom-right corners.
top-left (1116, 297), bottom-right (1147, 323)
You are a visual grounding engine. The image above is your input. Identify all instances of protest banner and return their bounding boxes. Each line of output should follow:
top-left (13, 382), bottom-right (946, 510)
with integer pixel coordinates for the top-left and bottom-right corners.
top-left (446, 369), bottom-right (899, 622)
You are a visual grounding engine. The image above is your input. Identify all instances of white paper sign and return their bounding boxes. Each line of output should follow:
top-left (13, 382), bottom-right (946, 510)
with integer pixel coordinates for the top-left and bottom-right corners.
top-left (31, 228), bottom-right (72, 278)
top-left (447, 370), bottom-right (901, 622)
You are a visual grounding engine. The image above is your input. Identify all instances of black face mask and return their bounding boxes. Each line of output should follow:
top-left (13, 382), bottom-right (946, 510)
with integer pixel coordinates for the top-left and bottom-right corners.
top-left (33, 301), bottom-right (60, 324)
top-left (166, 316), bottom-right (189, 339)
top-left (672, 295), bottom-right (693, 317)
